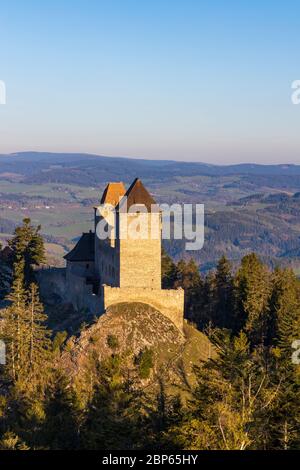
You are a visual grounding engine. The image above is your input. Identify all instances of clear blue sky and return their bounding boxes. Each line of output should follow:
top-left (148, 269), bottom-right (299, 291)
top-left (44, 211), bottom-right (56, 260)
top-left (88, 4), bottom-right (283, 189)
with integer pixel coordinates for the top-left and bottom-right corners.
top-left (1, 0), bottom-right (300, 163)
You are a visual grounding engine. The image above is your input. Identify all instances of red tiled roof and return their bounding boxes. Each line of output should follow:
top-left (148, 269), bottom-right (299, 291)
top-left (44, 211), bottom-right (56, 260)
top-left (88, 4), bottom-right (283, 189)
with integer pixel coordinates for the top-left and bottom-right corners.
top-left (100, 182), bottom-right (126, 206)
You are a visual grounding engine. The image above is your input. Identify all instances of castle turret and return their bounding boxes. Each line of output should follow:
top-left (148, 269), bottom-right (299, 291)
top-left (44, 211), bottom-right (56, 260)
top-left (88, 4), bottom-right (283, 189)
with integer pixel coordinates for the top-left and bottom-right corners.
top-left (116, 178), bottom-right (162, 289)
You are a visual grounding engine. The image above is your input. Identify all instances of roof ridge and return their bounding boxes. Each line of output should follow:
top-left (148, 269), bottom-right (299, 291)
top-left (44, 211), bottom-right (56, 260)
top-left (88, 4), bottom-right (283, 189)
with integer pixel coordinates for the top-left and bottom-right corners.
top-left (117, 178), bottom-right (158, 212)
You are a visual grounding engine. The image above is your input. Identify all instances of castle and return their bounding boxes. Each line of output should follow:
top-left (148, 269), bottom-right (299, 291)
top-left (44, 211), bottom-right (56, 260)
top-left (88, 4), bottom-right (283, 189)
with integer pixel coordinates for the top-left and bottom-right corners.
top-left (64, 178), bottom-right (184, 330)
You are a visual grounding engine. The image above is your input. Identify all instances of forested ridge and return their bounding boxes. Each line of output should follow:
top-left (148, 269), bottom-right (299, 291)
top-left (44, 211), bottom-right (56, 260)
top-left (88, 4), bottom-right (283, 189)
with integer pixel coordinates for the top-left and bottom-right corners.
top-left (0, 220), bottom-right (299, 450)
top-left (2, 152), bottom-right (300, 272)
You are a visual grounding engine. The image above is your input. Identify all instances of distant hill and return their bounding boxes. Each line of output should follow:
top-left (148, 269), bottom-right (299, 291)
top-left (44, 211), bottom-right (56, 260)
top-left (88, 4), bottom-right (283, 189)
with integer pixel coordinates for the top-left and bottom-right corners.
top-left (166, 190), bottom-right (300, 271)
top-left (1, 151), bottom-right (300, 273)
top-left (1, 152), bottom-right (300, 186)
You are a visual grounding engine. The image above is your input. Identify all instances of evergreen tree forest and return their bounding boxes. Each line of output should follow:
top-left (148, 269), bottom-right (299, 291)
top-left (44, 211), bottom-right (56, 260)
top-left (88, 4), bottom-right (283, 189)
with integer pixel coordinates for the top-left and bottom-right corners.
top-left (0, 226), bottom-right (299, 450)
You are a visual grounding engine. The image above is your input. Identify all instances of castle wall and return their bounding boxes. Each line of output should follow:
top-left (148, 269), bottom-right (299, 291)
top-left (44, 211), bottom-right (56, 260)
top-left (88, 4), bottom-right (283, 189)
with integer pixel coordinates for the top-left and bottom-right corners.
top-left (103, 285), bottom-right (184, 331)
top-left (94, 207), bottom-right (101, 278)
top-left (37, 266), bottom-right (102, 314)
top-left (117, 212), bottom-right (162, 289)
top-left (66, 260), bottom-right (95, 279)
top-left (36, 267), bottom-right (67, 304)
top-left (97, 240), bottom-right (119, 286)
top-left (94, 205), bottom-right (120, 285)
top-left (66, 269), bottom-right (103, 313)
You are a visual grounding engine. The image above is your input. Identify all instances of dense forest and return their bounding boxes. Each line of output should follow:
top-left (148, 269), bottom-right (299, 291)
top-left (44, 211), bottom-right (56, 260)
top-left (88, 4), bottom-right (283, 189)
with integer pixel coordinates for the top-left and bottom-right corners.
top-left (0, 219), bottom-right (299, 450)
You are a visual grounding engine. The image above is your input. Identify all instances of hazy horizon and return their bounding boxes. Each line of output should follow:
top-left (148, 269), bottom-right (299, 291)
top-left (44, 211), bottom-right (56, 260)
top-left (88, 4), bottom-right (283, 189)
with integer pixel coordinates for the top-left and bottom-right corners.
top-left (1, 1), bottom-right (300, 164)
top-left (1, 149), bottom-right (300, 167)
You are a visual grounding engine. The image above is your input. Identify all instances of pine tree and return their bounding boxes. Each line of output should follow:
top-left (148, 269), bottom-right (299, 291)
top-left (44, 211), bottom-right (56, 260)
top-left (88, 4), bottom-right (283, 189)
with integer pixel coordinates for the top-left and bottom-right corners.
top-left (147, 380), bottom-right (184, 450)
top-left (170, 330), bottom-right (278, 450)
top-left (8, 218), bottom-right (45, 285)
top-left (1, 386), bottom-right (46, 450)
top-left (266, 268), bottom-right (300, 449)
top-left (214, 256), bottom-right (234, 329)
top-left (0, 431), bottom-right (29, 450)
top-left (161, 249), bottom-right (177, 288)
top-left (2, 260), bottom-right (28, 383)
top-left (270, 268), bottom-right (300, 355)
top-left (0, 264), bottom-right (12, 300)
top-left (41, 371), bottom-right (81, 449)
top-left (0, 245), bottom-right (12, 299)
top-left (234, 253), bottom-right (271, 346)
top-left (174, 259), bottom-right (203, 321)
top-left (81, 355), bottom-right (144, 450)
top-left (197, 271), bottom-right (216, 329)
top-left (1, 267), bottom-right (52, 391)
top-left (25, 283), bottom-right (52, 389)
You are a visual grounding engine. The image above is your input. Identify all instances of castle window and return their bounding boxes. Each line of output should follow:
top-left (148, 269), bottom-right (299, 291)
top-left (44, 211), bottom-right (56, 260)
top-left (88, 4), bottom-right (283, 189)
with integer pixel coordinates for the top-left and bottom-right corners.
top-left (86, 264), bottom-right (89, 269)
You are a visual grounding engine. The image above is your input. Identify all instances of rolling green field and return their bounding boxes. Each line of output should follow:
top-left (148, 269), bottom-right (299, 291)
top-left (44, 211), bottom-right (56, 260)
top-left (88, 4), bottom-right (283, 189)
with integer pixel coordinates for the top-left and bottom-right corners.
top-left (1, 154), bottom-right (300, 273)
top-left (0, 182), bottom-right (99, 264)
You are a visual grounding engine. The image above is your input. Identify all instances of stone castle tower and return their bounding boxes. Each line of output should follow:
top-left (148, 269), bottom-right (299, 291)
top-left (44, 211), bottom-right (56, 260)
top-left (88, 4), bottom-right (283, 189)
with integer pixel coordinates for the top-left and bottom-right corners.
top-left (64, 178), bottom-right (184, 330)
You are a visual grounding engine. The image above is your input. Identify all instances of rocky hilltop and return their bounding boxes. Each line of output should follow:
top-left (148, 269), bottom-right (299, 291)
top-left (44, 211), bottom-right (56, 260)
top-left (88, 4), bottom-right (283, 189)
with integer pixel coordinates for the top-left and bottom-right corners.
top-left (60, 302), bottom-right (212, 400)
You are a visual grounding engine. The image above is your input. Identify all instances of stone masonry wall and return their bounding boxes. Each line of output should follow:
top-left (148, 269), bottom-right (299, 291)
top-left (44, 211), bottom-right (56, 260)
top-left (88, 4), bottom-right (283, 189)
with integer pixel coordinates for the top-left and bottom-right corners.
top-left (37, 267), bottom-right (102, 314)
top-left (117, 212), bottom-right (161, 289)
top-left (66, 270), bottom-right (103, 313)
top-left (103, 285), bottom-right (184, 331)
